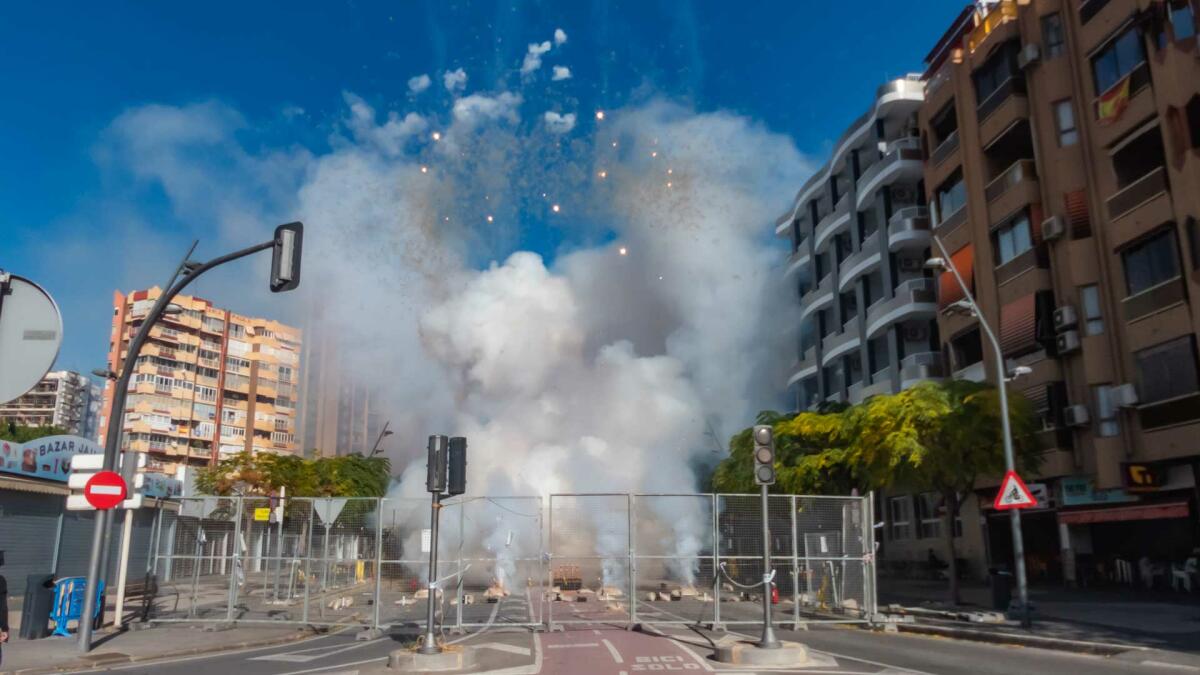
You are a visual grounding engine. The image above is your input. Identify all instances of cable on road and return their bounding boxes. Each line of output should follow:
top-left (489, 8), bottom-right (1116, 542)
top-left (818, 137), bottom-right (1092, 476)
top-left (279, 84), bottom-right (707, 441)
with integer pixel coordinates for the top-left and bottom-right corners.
top-left (718, 562), bottom-right (776, 589)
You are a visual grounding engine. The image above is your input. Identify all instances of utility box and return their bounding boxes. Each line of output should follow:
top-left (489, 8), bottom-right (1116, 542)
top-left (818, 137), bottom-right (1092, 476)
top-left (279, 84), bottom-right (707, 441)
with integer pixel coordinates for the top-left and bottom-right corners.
top-left (19, 574), bottom-right (55, 640)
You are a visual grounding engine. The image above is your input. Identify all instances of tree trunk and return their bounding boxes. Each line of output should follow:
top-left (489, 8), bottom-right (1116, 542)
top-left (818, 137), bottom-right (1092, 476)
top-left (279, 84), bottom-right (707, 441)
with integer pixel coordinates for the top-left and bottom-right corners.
top-left (942, 489), bottom-right (962, 606)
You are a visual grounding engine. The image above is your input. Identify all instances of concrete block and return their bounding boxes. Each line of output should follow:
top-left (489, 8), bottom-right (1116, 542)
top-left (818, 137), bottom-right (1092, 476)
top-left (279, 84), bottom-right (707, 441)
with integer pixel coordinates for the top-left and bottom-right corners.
top-left (712, 639), bottom-right (831, 668)
top-left (388, 645), bottom-right (476, 672)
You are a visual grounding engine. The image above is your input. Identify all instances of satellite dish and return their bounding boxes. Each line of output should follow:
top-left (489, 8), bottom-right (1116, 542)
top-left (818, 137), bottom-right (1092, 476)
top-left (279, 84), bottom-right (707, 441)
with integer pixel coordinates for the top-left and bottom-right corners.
top-left (0, 272), bottom-right (63, 403)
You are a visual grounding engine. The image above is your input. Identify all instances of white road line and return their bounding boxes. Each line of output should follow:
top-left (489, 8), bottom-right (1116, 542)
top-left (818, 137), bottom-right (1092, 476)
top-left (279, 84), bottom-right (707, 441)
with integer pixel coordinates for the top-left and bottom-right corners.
top-left (275, 656), bottom-right (387, 675)
top-left (73, 629), bottom-right (356, 672)
top-left (720, 628), bottom-right (936, 675)
top-left (249, 638), bottom-right (384, 662)
top-left (602, 638), bottom-right (623, 663)
top-left (593, 628), bottom-right (602, 635)
top-left (546, 642), bottom-right (600, 649)
top-left (1141, 662), bottom-right (1200, 672)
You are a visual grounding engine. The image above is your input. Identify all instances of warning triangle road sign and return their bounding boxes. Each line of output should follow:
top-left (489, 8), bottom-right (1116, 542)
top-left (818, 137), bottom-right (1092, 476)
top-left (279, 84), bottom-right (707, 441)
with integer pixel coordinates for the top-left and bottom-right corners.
top-left (994, 470), bottom-right (1037, 510)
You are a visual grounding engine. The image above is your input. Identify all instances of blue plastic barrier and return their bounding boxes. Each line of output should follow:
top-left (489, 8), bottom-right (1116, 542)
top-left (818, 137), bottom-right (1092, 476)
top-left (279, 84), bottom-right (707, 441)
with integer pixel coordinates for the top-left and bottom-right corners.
top-left (49, 577), bottom-right (105, 637)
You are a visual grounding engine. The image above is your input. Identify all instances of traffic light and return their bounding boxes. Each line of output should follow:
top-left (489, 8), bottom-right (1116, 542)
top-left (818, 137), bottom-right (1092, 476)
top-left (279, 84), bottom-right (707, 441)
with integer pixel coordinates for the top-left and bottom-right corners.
top-left (270, 222), bottom-right (303, 292)
top-left (426, 435), bottom-right (448, 493)
top-left (752, 425), bottom-right (775, 486)
top-left (447, 437), bottom-right (467, 496)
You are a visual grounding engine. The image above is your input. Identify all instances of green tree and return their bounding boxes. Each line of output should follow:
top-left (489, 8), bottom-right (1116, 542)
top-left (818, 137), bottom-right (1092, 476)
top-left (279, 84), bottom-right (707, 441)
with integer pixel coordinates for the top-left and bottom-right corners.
top-left (710, 380), bottom-right (1040, 604)
top-left (196, 451), bottom-right (390, 498)
top-left (0, 423), bottom-right (69, 442)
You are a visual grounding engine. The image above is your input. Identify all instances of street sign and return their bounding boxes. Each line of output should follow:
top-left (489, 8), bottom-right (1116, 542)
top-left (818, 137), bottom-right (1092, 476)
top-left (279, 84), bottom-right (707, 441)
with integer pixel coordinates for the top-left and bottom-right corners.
top-left (84, 471), bottom-right (128, 510)
top-left (0, 273), bottom-right (63, 403)
top-left (421, 528), bottom-right (432, 553)
top-left (313, 497), bottom-right (347, 525)
top-left (254, 507), bottom-right (271, 521)
top-left (994, 470), bottom-right (1037, 510)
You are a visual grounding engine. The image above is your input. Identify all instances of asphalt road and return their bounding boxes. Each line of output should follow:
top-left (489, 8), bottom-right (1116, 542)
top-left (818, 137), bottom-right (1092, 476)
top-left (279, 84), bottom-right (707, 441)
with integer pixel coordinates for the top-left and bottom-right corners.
top-left (73, 594), bottom-right (1200, 675)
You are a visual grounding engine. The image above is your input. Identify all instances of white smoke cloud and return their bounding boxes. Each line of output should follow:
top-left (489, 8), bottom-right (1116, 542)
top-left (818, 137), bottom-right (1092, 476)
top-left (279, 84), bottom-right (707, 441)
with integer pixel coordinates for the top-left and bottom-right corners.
top-left (542, 111), bottom-right (576, 134)
top-left (551, 65), bottom-right (572, 81)
top-left (442, 68), bottom-right (467, 92)
top-left (84, 81), bottom-right (812, 587)
top-left (520, 41), bottom-right (552, 75)
top-left (407, 73), bottom-right (431, 94)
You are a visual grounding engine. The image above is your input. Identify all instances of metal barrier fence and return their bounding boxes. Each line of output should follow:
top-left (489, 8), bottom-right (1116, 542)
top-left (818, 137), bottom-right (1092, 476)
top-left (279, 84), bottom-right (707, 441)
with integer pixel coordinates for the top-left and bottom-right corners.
top-left (141, 492), bottom-right (873, 631)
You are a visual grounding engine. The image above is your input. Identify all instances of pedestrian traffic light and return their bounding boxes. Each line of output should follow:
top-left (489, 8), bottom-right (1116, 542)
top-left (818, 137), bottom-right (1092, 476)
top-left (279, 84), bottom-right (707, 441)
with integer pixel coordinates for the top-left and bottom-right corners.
top-left (270, 222), bottom-right (303, 293)
top-left (752, 425), bottom-right (775, 486)
top-left (426, 435), bottom-right (447, 493)
top-left (447, 437), bottom-right (467, 496)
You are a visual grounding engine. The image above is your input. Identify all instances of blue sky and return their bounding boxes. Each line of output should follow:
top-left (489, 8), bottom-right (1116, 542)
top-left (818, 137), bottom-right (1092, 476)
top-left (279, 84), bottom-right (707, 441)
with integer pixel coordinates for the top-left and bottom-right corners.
top-left (1, 0), bottom-right (964, 377)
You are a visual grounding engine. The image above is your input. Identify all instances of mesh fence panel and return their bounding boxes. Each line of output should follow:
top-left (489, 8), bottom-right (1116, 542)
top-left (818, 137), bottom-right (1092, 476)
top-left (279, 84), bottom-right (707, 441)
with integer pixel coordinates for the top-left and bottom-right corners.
top-left (548, 494), bottom-right (631, 626)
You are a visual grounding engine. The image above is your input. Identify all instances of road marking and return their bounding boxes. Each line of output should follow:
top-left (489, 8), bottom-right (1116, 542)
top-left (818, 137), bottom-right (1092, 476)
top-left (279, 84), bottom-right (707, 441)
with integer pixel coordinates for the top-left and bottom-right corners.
top-left (476, 642), bottom-right (533, 656)
top-left (1141, 662), bottom-right (1200, 672)
top-left (250, 638), bottom-right (383, 663)
top-left (546, 642), bottom-right (600, 649)
top-left (74, 628), bottom-right (356, 672)
top-left (719, 628), bottom-right (935, 675)
top-left (275, 656), bottom-right (387, 675)
top-left (593, 628), bottom-right (602, 635)
top-left (602, 638), bottom-right (623, 663)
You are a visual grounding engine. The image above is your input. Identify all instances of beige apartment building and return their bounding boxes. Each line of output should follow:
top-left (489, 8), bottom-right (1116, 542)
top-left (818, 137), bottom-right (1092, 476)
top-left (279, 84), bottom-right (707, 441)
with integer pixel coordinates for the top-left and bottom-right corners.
top-left (97, 288), bottom-right (302, 475)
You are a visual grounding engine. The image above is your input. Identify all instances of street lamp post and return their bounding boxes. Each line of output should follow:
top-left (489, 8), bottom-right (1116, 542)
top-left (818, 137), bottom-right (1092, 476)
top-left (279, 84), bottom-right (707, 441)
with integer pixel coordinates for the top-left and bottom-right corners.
top-left (926, 235), bottom-right (1031, 628)
top-left (77, 224), bottom-right (303, 653)
top-left (367, 421), bottom-right (393, 458)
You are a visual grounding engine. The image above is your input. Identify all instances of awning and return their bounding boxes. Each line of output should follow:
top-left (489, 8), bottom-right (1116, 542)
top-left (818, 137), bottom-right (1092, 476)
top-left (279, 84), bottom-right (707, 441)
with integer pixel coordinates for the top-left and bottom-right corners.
top-left (939, 243), bottom-right (974, 309)
top-left (0, 474), bottom-right (70, 496)
top-left (1059, 501), bottom-right (1190, 525)
top-left (1000, 293), bottom-right (1037, 355)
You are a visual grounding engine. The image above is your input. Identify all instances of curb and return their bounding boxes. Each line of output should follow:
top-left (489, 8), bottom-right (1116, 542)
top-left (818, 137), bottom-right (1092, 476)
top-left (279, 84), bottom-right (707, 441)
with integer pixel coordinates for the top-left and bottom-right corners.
top-left (893, 621), bottom-right (1149, 655)
top-left (5, 627), bottom-right (321, 675)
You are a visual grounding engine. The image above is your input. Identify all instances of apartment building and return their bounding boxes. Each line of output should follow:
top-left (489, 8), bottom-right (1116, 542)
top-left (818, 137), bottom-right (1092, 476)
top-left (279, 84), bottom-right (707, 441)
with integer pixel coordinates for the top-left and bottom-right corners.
top-left (97, 288), bottom-right (303, 475)
top-left (297, 313), bottom-right (383, 458)
top-left (872, 0), bottom-right (1200, 584)
top-left (777, 75), bottom-right (943, 411)
top-left (0, 370), bottom-right (101, 438)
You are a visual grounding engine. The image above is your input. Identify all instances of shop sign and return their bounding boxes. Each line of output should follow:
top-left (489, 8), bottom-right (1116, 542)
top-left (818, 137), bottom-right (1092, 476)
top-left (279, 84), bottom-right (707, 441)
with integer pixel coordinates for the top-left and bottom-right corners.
top-left (0, 435), bottom-right (102, 482)
top-left (1059, 476), bottom-right (1139, 507)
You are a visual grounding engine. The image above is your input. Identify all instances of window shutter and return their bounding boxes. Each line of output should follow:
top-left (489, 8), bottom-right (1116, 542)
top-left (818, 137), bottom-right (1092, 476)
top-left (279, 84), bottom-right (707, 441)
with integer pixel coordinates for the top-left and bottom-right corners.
top-left (1065, 190), bottom-right (1091, 239)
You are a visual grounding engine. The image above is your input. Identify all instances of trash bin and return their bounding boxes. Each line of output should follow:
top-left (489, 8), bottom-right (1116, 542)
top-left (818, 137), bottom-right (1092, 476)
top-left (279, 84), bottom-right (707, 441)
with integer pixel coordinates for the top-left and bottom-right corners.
top-left (19, 574), bottom-right (56, 640)
top-left (989, 568), bottom-right (1013, 611)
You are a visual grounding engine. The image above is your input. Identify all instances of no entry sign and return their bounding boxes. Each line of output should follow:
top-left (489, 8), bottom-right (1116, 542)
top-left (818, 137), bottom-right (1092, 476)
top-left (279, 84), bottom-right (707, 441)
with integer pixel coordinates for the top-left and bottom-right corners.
top-left (84, 470), bottom-right (128, 509)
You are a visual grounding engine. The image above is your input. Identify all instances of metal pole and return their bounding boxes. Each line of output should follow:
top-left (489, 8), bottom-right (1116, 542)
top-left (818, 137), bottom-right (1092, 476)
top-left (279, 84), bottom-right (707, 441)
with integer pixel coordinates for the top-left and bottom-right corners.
top-left (113, 508), bottom-right (135, 628)
top-left (50, 509), bottom-right (66, 575)
top-left (226, 497), bottom-right (244, 623)
top-left (374, 498), bottom-right (384, 631)
top-left (711, 493), bottom-right (721, 630)
top-left (78, 239), bottom-right (274, 652)
top-left (791, 495), bottom-right (800, 630)
top-left (419, 492), bottom-right (442, 654)
top-left (933, 235), bottom-right (1030, 628)
top-left (627, 493), bottom-right (637, 627)
top-left (759, 485), bottom-right (780, 648)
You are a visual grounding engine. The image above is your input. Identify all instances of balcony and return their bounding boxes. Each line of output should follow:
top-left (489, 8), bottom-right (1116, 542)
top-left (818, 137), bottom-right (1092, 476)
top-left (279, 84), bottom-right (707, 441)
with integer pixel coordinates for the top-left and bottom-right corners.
top-left (900, 352), bottom-right (946, 389)
top-left (847, 381), bottom-right (865, 405)
top-left (856, 137), bottom-right (923, 211)
top-left (977, 76), bottom-right (1026, 124)
top-left (799, 274), bottom-right (836, 322)
top-left (1123, 276), bottom-right (1187, 322)
top-left (862, 368), bottom-right (894, 399)
top-left (967, 0), bottom-right (1017, 53)
top-left (814, 193), bottom-right (852, 253)
top-left (952, 361), bottom-right (987, 383)
top-left (865, 278), bottom-right (938, 339)
top-left (822, 321), bottom-right (862, 362)
top-left (925, 60), bottom-right (953, 98)
top-left (838, 231), bottom-right (882, 292)
top-left (888, 206), bottom-right (931, 252)
top-left (985, 159), bottom-right (1037, 203)
top-left (931, 129), bottom-right (960, 167)
top-left (1107, 166), bottom-right (1169, 222)
top-left (784, 243), bottom-right (812, 278)
top-left (787, 347), bottom-right (819, 387)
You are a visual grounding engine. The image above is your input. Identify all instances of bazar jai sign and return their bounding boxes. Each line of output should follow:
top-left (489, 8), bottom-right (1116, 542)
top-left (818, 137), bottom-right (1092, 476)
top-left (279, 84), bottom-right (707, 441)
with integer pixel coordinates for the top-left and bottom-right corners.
top-left (0, 435), bottom-right (101, 482)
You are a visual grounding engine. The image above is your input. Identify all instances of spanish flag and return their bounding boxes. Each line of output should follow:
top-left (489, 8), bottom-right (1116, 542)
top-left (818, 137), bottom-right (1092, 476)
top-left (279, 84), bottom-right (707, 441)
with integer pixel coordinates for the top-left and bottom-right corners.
top-left (1098, 75), bottom-right (1132, 126)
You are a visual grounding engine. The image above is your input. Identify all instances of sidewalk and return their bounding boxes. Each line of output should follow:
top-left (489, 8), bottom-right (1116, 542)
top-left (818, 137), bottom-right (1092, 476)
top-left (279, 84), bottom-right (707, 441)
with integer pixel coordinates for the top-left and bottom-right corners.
top-left (0, 623), bottom-right (318, 675)
top-left (879, 578), bottom-right (1200, 654)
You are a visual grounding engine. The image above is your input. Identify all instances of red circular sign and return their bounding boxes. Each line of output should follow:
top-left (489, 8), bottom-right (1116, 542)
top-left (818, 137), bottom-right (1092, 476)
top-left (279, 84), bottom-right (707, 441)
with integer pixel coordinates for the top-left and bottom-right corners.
top-left (84, 470), bottom-right (128, 510)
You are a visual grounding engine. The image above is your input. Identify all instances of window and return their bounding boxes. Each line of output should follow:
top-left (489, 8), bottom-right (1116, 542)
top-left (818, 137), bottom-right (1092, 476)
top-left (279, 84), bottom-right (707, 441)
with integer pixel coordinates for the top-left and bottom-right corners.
top-left (1112, 125), bottom-right (1167, 189)
top-left (1042, 13), bottom-right (1066, 58)
top-left (1092, 26), bottom-right (1145, 96)
top-left (1135, 336), bottom-right (1200, 404)
top-left (1092, 385), bottom-right (1121, 437)
top-left (916, 493), bottom-right (942, 539)
top-left (1170, 0), bottom-right (1197, 41)
top-left (888, 496), bottom-right (913, 541)
top-left (1054, 100), bottom-right (1079, 146)
top-left (995, 214), bottom-right (1034, 265)
top-left (1121, 229), bottom-right (1180, 296)
top-left (973, 41), bottom-right (1020, 105)
top-left (1079, 285), bottom-right (1104, 335)
top-left (934, 172), bottom-right (966, 224)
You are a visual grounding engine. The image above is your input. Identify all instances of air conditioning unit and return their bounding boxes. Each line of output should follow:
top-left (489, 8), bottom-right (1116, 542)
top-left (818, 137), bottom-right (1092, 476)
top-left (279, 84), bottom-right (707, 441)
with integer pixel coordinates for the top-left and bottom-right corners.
top-left (1053, 305), bottom-right (1078, 332)
top-left (898, 258), bottom-right (924, 272)
top-left (1017, 43), bottom-right (1041, 70)
top-left (1056, 330), bottom-right (1081, 355)
top-left (1063, 404), bottom-right (1091, 427)
top-left (1041, 215), bottom-right (1065, 242)
top-left (1111, 383), bottom-right (1140, 408)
